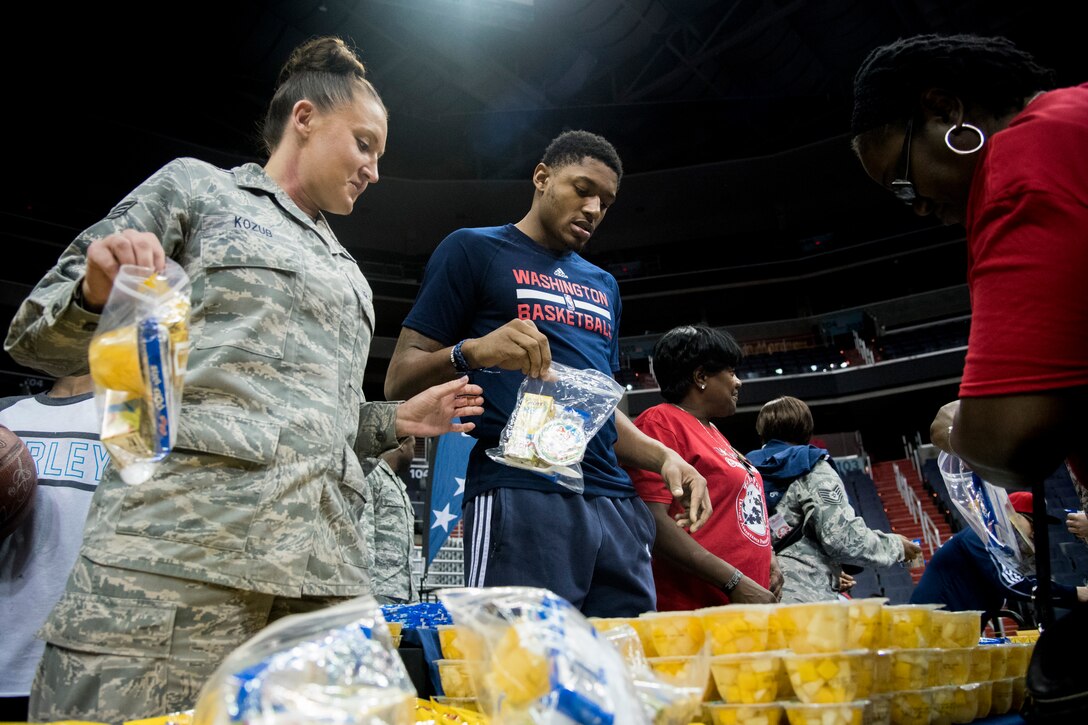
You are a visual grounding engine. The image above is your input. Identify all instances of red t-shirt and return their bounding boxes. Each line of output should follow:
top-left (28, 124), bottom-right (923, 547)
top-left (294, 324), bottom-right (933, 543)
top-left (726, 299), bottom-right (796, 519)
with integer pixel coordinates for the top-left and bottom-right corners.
top-left (960, 84), bottom-right (1088, 398)
top-left (627, 404), bottom-right (772, 611)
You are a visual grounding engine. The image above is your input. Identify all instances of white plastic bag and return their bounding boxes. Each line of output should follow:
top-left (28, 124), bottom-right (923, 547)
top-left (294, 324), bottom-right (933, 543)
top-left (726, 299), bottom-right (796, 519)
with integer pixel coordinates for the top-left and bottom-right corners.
top-left (88, 260), bottom-right (191, 485)
top-left (938, 451), bottom-right (1034, 576)
top-left (487, 362), bottom-right (624, 493)
top-left (439, 586), bottom-right (647, 725)
top-left (193, 595), bottom-right (415, 725)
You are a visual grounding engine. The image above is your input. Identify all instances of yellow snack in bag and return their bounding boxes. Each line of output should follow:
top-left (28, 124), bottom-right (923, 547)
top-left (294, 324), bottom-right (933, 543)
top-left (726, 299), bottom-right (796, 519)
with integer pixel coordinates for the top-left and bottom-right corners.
top-left (485, 625), bottom-right (551, 707)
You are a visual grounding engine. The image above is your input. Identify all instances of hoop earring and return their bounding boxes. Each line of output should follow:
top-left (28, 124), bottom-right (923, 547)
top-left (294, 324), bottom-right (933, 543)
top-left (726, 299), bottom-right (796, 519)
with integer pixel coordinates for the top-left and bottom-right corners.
top-left (945, 123), bottom-right (986, 155)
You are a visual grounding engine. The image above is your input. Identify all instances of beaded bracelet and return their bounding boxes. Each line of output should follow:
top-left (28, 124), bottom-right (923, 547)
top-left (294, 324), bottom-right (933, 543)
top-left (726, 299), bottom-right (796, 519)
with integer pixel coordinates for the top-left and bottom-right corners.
top-left (450, 339), bottom-right (473, 373)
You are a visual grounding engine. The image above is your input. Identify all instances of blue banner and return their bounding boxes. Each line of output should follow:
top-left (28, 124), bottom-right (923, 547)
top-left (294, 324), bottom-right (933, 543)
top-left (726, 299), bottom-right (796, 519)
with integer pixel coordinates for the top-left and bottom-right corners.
top-left (427, 430), bottom-right (476, 565)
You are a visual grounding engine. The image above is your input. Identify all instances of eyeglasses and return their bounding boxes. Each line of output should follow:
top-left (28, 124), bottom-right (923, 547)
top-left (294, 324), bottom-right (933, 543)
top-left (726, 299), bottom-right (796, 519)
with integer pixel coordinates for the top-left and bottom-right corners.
top-left (890, 117), bottom-right (916, 205)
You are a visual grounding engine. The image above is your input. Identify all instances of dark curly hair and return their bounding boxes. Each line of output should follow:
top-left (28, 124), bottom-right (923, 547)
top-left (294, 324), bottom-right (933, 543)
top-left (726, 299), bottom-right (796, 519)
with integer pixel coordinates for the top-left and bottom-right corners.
top-left (651, 325), bottom-right (743, 404)
top-left (541, 130), bottom-right (623, 184)
top-left (851, 33), bottom-right (1055, 137)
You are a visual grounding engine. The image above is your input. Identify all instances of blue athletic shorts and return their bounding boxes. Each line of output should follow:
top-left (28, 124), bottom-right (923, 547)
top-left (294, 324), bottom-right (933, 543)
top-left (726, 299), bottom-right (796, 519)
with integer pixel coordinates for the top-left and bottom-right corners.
top-left (462, 487), bottom-right (657, 617)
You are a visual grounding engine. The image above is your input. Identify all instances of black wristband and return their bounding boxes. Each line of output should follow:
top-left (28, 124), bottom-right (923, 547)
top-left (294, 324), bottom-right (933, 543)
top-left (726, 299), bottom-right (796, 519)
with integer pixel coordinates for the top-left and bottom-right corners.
top-left (721, 569), bottom-right (743, 594)
top-left (450, 339), bottom-right (473, 373)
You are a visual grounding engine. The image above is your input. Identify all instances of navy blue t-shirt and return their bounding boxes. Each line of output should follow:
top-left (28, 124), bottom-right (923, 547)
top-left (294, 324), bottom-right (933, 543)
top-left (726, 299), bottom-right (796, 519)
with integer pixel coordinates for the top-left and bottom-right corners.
top-left (403, 224), bottom-right (631, 499)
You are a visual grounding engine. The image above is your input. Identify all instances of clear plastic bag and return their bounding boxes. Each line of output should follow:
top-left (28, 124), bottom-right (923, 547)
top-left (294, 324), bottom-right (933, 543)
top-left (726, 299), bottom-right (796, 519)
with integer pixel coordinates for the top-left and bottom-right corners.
top-left (439, 586), bottom-right (647, 725)
top-left (193, 595), bottom-right (415, 725)
top-left (487, 362), bottom-right (625, 493)
top-left (593, 624), bottom-right (704, 725)
top-left (938, 451), bottom-right (1034, 576)
top-left (88, 260), bottom-right (191, 485)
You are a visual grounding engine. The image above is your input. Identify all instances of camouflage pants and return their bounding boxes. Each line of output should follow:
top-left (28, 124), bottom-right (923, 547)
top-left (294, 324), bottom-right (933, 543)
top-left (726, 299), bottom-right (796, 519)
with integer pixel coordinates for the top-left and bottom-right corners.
top-left (28, 556), bottom-right (346, 724)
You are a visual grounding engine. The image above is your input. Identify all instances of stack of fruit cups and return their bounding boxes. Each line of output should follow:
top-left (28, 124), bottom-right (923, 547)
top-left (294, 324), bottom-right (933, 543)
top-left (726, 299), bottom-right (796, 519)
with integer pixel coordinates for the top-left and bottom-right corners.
top-left (435, 624), bottom-right (486, 712)
top-left (776, 601), bottom-right (871, 725)
top-left (434, 658), bottom-right (477, 700)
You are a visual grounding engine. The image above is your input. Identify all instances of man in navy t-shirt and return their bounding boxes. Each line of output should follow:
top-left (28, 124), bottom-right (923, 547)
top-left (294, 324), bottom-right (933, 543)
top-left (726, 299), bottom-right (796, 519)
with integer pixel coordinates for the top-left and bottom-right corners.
top-left (385, 130), bottom-right (710, 616)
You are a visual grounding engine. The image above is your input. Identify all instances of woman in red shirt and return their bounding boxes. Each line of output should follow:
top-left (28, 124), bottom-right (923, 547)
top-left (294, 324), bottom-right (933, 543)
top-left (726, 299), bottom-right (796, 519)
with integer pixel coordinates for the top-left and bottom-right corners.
top-left (627, 325), bottom-right (780, 611)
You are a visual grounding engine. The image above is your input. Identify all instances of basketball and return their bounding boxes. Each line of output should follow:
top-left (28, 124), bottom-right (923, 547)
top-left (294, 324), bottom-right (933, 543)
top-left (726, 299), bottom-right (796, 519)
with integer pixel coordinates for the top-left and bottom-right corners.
top-left (0, 423), bottom-right (38, 540)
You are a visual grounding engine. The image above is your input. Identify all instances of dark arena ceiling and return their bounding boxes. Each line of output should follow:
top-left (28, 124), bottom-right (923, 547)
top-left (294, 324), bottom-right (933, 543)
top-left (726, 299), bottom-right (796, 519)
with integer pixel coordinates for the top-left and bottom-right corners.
top-left (3, 0), bottom-right (1083, 403)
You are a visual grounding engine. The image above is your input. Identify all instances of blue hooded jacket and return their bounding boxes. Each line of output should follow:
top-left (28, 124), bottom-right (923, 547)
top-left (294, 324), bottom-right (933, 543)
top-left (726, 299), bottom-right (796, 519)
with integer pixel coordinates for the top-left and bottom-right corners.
top-left (745, 439), bottom-right (835, 514)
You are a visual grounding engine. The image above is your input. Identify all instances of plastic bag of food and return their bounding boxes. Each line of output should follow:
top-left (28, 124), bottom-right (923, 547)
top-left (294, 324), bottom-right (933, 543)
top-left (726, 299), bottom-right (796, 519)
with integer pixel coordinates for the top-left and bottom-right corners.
top-left (88, 260), bottom-right (191, 485)
top-left (439, 586), bottom-right (647, 724)
top-left (193, 595), bottom-right (415, 725)
top-left (487, 362), bottom-right (624, 493)
top-left (938, 451), bottom-right (1033, 576)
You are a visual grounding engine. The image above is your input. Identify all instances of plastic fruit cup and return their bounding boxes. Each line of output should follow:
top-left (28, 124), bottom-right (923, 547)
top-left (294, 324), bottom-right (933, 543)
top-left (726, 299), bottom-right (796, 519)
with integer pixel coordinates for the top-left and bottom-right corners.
top-left (776, 601), bottom-right (849, 654)
top-left (1004, 642), bottom-right (1033, 678)
top-left (435, 658), bottom-right (477, 698)
top-left (589, 616), bottom-right (658, 657)
top-left (782, 649), bottom-right (872, 704)
top-left (590, 619), bottom-right (648, 663)
top-left (864, 692), bottom-right (891, 725)
top-left (846, 597), bottom-right (888, 650)
top-left (974, 680), bottom-right (993, 720)
top-left (929, 685), bottom-right (958, 725)
top-left (887, 648), bottom-right (933, 691)
top-left (930, 647), bottom-right (972, 686)
top-left (988, 644), bottom-right (1009, 680)
top-left (929, 609), bottom-right (982, 648)
top-left (641, 610), bottom-right (706, 657)
top-left (949, 683), bottom-right (980, 724)
top-left (1011, 676), bottom-right (1027, 712)
top-left (386, 621), bottom-right (403, 648)
top-left (968, 645), bottom-right (992, 682)
top-left (702, 701), bottom-right (784, 725)
top-left (851, 652), bottom-right (879, 699)
top-left (889, 688), bottom-right (934, 725)
top-left (782, 700), bottom-right (868, 725)
top-left (647, 655), bottom-right (717, 701)
top-left (696, 604), bottom-right (773, 654)
top-left (709, 651), bottom-right (784, 704)
top-left (991, 678), bottom-right (1014, 716)
top-left (437, 625), bottom-right (484, 661)
top-left (882, 604), bottom-right (942, 648)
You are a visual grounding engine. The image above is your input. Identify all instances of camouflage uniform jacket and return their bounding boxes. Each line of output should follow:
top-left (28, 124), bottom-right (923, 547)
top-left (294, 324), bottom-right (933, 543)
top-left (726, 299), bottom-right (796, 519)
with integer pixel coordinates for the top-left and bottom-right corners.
top-left (361, 459), bottom-right (417, 603)
top-left (775, 460), bottom-right (903, 603)
top-left (4, 158), bottom-right (400, 597)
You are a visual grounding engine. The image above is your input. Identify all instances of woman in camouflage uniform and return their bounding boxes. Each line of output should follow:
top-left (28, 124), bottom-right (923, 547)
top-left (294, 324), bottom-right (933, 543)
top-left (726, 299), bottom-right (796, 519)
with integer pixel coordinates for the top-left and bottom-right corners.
top-left (746, 396), bottom-right (920, 603)
top-left (5, 36), bottom-right (482, 722)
